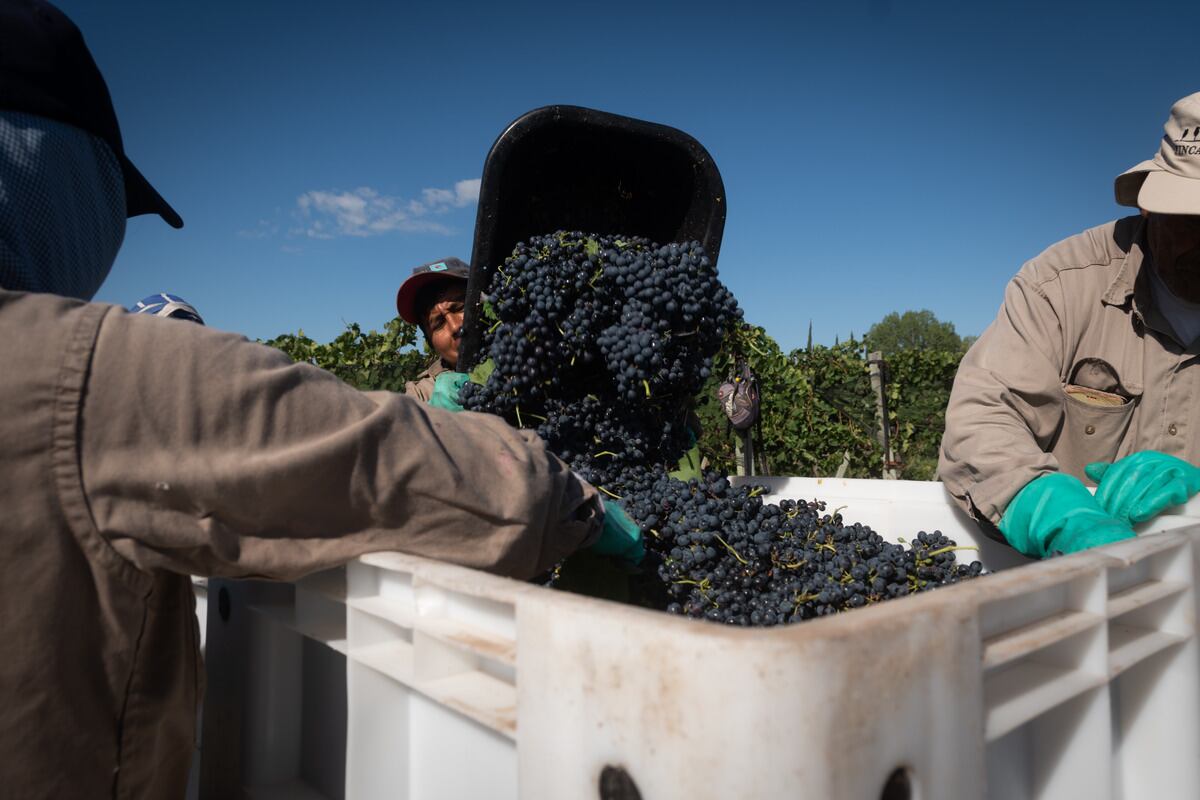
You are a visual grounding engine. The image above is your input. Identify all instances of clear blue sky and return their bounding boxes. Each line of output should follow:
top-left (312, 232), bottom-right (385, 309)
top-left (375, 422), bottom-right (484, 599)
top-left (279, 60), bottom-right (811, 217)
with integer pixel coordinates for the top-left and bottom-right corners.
top-left (64, 0), bottom-right (1195, 352)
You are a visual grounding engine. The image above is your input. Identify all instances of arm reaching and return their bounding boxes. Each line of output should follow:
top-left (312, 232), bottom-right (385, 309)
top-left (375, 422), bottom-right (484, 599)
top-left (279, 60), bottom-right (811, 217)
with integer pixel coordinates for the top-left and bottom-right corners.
top-left (78, 309), bottom-right (602, 581)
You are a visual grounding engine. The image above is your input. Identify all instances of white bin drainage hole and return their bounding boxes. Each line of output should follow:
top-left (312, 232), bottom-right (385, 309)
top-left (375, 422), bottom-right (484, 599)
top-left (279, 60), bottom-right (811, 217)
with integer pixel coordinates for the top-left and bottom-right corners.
top-left (599, 765), bottom-right (642, 800)
top-left (881, 766), bottom-right (915, 800)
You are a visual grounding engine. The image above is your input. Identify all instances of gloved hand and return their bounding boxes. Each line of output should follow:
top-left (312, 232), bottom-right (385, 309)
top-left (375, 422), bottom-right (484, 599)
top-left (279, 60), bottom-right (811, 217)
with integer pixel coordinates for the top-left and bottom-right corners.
top-left (1085, 451), bottom-right (1200, 525)
top-left (587, 500), bottom-right (645, 565)
top-left (429, 371), bottom-right (469, 411)
top-left (999, 472), bottom-right (1134, 558)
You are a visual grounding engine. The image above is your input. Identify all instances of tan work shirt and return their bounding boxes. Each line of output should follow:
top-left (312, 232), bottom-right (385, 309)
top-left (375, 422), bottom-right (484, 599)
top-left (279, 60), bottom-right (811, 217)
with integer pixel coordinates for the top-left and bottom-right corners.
top-left (939, 215), bottom-right (1200, 527)
top-left (404, 357), bottom-right (450, 402)
top-left (0, 289), bottom-right (600, 799)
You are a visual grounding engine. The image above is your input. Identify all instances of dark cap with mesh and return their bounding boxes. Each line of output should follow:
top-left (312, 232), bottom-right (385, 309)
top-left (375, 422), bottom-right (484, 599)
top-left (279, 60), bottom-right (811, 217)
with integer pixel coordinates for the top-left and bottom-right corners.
top-left (0, 0), bottom-right (182, 228)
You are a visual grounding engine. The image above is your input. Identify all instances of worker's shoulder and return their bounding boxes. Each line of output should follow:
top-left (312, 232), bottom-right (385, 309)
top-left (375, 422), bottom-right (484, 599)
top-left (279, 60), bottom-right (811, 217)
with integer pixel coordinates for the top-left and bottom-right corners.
top-left (1017, 216), bottom-right (1141, 289)
top-left (0, 285), bottom-right (107, 319)
top-left (0, 289), bottom-right (115, 353)
top-left (404, 358), bottom-right (442, 401)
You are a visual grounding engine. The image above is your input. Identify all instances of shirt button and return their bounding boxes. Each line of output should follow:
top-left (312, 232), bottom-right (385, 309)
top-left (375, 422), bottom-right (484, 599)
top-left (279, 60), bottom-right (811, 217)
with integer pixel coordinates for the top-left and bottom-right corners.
top-left (1169, 424), bottom-right (1178, 436)
top-left (1085, 425), bottom-right (1096, 435)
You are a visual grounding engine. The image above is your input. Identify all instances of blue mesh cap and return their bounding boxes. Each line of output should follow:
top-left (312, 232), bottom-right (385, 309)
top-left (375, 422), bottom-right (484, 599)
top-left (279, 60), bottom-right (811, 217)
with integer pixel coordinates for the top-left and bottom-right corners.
top-left (129, 292), bottom-right (205, 324)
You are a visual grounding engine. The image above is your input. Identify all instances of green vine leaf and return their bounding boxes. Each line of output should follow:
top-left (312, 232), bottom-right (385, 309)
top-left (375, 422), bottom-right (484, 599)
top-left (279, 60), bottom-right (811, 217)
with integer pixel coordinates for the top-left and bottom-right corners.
top-left (469, 358), bottom-right (496, 386)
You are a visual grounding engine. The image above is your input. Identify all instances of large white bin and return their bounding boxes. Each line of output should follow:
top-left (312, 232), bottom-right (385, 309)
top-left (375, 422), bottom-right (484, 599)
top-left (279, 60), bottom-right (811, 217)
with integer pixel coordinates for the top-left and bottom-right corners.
top-left (197, 479), bottom-right (1200, 800)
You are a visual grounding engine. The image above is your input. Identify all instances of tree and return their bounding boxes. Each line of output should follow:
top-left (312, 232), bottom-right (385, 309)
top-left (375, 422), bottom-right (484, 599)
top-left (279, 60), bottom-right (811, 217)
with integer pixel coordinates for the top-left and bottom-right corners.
top-left (881, 348), bottom-right (963, 480)
top-left (262, 317), bottom-right (429, 392)
top-left (864, 310), bottom-right (964, 355)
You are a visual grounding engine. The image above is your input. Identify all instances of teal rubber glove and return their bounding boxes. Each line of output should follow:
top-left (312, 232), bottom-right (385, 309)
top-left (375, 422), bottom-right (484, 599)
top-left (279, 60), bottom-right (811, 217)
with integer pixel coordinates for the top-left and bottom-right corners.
top-left (1086, 451), bottom-right (1200, 524)
top-left (429, 371), bottom-right (469, 411)
top-left (999, 472), bottom-right (1135, 558)
top-left (587, 500), bottom-right (645, 565)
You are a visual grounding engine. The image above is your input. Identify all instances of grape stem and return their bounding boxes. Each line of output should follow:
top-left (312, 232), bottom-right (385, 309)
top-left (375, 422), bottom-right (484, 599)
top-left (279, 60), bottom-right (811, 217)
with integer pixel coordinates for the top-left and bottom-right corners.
top-left (925, 544), bottom-right (979, 558)
top-left (713, 533), bottom-right (749, 565)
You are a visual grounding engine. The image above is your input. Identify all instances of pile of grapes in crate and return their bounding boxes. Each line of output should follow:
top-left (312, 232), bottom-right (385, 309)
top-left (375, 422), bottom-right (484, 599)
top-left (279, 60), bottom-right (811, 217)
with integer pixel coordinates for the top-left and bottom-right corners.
top-left (460, 231), bottom-right (983, 626)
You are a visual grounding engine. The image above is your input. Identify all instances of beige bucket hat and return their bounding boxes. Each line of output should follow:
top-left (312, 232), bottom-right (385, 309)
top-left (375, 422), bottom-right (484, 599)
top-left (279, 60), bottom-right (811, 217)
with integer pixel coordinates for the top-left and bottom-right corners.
top-left (1115, 92), bottom-right (1200, 214)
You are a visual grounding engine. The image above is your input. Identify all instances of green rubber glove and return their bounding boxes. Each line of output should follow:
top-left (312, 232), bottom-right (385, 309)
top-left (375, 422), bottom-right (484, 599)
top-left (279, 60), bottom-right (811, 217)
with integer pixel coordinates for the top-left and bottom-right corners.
top-left (587, 500), bottom-right (645, 565)
top-left (999, 472), bottom-right (1135, 558)
top-left (1086, 451), bottom-right (1200, 524)
top-left (429, 371), bottom-right (469, 411)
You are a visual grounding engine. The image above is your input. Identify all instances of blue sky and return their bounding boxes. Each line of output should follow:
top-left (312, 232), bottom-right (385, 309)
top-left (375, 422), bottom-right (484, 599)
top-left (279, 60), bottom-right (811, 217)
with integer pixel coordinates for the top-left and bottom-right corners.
top-left (65, 0), bottom-right (1195, 352)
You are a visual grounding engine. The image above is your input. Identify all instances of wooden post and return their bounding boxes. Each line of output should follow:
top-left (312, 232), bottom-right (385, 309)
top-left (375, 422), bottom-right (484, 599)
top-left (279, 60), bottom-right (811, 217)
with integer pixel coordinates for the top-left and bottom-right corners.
top-left (867, 351), bottom-right (898, 480)
top-left (734, 430), bottom-right (754, 477)
top-left (835, 450), bottom-right (851, 478)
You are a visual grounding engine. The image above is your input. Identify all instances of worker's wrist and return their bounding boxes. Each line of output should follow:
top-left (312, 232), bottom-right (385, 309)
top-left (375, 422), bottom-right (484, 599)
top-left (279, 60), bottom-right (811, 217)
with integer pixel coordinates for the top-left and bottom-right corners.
top-left (569, 471), bottom-right (605, 549)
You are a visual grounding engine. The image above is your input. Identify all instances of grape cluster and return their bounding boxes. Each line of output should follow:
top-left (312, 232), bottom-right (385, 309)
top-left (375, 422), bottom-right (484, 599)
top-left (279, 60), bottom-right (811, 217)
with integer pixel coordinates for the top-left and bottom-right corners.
top-left (622, 471), bottom-right (984, 625)
top-left (463, 231), bottom-right (984, 626)
top-left (460, 231), bottom-right (741, 487)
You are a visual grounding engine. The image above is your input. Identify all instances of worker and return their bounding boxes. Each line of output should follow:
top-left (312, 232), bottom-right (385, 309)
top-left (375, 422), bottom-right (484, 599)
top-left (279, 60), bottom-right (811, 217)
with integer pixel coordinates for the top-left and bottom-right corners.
top-left (129, 291), bottom-right (206, 324)
top-left (395, 256), bottom-right (469, 401)
top-left (0, 3), bottom-right (640, 797)
top-left (939, 92), bottom-right (1200, 559)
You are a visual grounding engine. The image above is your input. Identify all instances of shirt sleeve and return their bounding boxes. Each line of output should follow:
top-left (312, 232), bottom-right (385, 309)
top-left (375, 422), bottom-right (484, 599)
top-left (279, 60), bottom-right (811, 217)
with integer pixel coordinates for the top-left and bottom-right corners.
top-left (77, 309), bottom-right (601, 582)
top-left (938, 271), bottom-right (1067, 525)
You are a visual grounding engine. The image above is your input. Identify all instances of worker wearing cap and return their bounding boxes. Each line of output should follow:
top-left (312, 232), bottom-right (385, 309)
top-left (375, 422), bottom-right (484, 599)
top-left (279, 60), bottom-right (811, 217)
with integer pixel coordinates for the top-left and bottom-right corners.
top-left (396, 256), bottom-right (469, 401)
top-left (129, 291), bottom-right (205, 324)
top-left (940, 92), bottom-right (1200, 558)
top-left (0, 3), bottom-right (640, 797)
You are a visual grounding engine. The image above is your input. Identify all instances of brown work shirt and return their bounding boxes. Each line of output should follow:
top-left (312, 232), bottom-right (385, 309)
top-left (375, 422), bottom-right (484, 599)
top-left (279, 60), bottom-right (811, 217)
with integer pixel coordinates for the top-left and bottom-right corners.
top-left (404, 357), bottom-right (450, 402)
top-left (0, 289), bottom-right (601, 799)
top-left (939, 215), bottom-right (1200, 527)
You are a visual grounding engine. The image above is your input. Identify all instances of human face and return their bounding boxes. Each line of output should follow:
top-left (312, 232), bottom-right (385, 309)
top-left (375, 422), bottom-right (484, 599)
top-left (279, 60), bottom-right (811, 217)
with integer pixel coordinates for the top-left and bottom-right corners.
top-left (1147, 212), bottom-right (1200, 302)
top-left (422, 282), bottom-right (466, 367)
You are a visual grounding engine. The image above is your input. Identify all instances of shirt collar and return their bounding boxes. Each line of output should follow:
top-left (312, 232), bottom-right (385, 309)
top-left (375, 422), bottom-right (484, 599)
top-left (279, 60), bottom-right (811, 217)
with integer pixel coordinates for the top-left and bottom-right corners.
top-left (1100, 215), bottom-right (1147, 309)
top-left (1102, 215), bottom-right (1195, 348)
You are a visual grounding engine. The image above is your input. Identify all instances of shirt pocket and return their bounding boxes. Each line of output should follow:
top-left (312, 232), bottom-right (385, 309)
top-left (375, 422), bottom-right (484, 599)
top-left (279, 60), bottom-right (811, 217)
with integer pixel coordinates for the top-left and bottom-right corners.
top-left (1056, 384), bottom-right (1141, 482)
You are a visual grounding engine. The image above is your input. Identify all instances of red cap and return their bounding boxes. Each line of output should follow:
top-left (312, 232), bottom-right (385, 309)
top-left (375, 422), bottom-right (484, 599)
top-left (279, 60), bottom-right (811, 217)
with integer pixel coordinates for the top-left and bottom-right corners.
top-left (395, 257), bottom-right (470, 324)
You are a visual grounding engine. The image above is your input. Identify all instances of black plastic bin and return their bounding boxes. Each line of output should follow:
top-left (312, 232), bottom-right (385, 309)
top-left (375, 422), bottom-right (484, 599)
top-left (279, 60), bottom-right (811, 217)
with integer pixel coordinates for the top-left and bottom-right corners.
top-left (458, 105), bottom-right (726, 370)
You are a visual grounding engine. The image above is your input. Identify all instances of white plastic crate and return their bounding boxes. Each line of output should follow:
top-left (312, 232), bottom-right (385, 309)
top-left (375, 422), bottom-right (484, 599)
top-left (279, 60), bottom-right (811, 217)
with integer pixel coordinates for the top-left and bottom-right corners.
top-left (197, 479), bottom-right (1200, 800)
